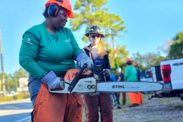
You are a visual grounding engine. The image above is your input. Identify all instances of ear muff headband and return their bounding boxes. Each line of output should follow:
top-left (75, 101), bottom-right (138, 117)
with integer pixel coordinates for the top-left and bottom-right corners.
top-left (47, 0), bottom-right (63, 17)
top-left (48, 4), bottom-right (59, 17)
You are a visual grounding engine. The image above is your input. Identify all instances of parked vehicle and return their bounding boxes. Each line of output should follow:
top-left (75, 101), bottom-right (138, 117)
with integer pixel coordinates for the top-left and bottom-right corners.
top-left (149, 58), bottom-right (183, 101)
top-left (140, 69), bottom-right (153, 94)
top-left (140, 69), bottom-right (152, 80)
top-left (6, 91), bottom-right (19, 97)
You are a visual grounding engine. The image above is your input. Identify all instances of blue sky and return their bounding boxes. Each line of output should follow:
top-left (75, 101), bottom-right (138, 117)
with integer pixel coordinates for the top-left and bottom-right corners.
top-left (0, 0), bottom-right (182, 74)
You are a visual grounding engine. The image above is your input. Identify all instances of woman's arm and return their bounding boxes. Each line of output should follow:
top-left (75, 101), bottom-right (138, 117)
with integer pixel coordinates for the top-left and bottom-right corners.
top-left (19, 33), bottom-right (48, 79)
top-left (19, 32), bottom-right (63, 89)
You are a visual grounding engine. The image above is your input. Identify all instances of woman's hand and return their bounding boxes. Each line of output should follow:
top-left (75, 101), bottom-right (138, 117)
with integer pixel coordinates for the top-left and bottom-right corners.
top-left (41, 71), bottom-right (65, 89)
top-left (80, 58), bottom-right (93, 71)
top-left (76, 52), bottom-right (94, 71)
top-left (49, 77), bottom-right (65, 89)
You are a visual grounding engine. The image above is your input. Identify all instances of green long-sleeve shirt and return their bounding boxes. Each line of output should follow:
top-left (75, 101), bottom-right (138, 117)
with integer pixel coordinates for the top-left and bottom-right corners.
top-left (124, 65), bottom-right (138, 82)
top-left (19, 22), bottom-right (82, 79)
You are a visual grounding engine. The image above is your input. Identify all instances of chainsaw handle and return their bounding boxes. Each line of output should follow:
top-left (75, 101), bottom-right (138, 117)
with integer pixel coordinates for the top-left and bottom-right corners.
top-left (68, 63), bottom-right (87, 92)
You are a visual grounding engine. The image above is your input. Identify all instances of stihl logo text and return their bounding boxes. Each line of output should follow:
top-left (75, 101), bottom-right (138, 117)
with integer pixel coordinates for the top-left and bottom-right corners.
top-left (112, 85), bottom-right (125, 88)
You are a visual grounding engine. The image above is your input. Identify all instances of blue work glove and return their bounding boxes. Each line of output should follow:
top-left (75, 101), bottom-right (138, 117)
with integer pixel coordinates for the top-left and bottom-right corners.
top-left (76, 52), bottom-right (93, 70)
top-left (41, 71), bottom-right (65, 89)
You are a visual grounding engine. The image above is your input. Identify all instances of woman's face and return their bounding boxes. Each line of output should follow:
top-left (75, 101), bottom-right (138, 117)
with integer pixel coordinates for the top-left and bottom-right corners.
top-left (51, 8), bottom-right (68, 29)
top-left (89, 34), bottom-right (101, 47)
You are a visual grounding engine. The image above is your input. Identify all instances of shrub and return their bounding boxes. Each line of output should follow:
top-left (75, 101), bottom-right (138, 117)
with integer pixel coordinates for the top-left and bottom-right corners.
top-left (0, 92), bottom-right (30, 103)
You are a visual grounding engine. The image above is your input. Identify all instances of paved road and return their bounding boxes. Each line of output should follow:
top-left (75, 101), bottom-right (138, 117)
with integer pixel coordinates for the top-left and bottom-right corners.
top-left (0, 99), bottom-right (33, 122)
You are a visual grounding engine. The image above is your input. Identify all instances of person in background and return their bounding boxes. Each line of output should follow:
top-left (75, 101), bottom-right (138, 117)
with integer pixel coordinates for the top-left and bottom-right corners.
top-left (132, 63), bottom-right (140, 81)
top-left (81, 25), bottom-right (113, 122)
top-left (115, 67), bottom-right (126, 105)
top-left (109, 73), bottom-right (121, 109)
top-left (132, 63), bottom-right (143, 104)
top-left (124, 59), bottom-right (139, 107)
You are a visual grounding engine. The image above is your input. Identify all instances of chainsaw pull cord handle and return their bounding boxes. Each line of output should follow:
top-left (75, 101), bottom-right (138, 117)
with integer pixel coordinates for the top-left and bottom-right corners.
top-left (68, 63), bottom-right (87, 92)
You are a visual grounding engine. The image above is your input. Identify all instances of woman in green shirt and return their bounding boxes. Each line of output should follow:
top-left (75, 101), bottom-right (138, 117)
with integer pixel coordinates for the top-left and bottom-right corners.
top-left (19, 0), bottom-right (93, 121)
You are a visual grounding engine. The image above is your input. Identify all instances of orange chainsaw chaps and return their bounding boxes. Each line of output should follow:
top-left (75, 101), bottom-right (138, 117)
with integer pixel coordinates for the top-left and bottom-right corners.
top-left (63, 69), bottom-right (91, 105)
top-left (33, 69), bottom-right (91, 122)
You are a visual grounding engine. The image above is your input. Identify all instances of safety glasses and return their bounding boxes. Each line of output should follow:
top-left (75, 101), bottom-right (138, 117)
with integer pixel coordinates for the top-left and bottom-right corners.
top-left (91, 35), bottom-right (101, 39)
top-left (59, 10), bottom-right (68, 18)
top-left (57, 0), bottom-right (63, 2)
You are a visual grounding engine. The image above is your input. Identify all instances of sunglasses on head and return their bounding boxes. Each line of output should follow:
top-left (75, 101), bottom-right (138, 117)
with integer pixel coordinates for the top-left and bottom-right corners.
top-left (91, 35), bottom-right (101, 38)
